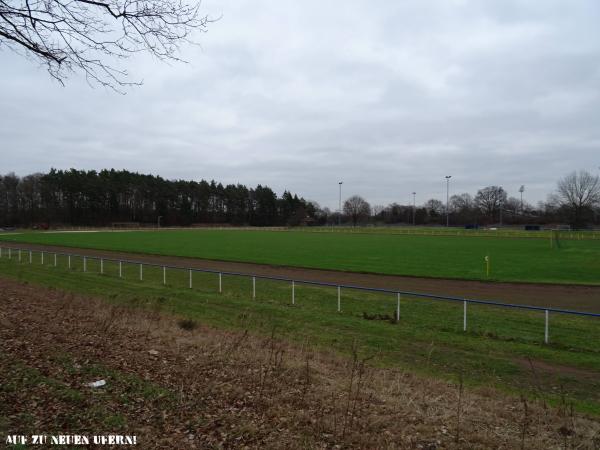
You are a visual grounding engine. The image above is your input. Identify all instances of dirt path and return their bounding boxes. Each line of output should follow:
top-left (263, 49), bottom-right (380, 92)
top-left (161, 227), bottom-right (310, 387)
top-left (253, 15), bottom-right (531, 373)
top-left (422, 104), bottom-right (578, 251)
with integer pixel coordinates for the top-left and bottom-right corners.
top-left (1, 278), bottom-right (599, 449)
top-left (2, 242), bottom-right (600, 313)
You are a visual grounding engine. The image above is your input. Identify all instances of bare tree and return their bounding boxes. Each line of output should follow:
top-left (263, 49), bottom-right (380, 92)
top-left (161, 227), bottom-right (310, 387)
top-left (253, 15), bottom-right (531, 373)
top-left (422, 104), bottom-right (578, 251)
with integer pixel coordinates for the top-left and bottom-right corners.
top-left (504, 197), bottom-right (521, 215)
top-left (343, 195), bottom-right (371, 226)
top-left (425, 198), bottom-right (443, 218)
top-left (450, 193), bottom-right (473, 214)
top-left (554, 170), bottom-right (600, 227)
top-left (371, 204), bottom-right (385, 217)
top-left (0, 0), bottom-right (212, 89)
top-left (475, 186), bottom-right (506, 222)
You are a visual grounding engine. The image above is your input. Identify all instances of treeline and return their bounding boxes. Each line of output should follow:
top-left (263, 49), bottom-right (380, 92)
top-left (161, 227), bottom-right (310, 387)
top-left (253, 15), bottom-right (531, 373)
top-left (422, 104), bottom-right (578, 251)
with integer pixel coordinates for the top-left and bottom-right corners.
top-left (323, 171), bottom-right (600, 229)
top-left (384, 174), bottom-right (598, 228)
top-left (0, 169), bottom-right (316, 227)
top-left (3, 169), bottom-right (597, 229)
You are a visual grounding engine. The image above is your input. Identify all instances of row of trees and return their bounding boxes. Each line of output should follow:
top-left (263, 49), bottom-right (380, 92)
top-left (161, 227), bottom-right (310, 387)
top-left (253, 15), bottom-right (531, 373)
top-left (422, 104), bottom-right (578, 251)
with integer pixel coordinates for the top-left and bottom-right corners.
top-left (0, 169), bottom-right (315, 227)
top-left (2, 169), bottom-right (598, 228)
top-left (316, 171), bottom-right (600, 228)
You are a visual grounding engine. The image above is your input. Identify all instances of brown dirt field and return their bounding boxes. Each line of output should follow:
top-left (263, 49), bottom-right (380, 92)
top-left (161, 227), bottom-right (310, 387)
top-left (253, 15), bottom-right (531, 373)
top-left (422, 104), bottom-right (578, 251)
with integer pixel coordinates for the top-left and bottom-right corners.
top-left (1, 278), bottom-right (599, 449)
top-left (2, 242), bottom-right (600, 313)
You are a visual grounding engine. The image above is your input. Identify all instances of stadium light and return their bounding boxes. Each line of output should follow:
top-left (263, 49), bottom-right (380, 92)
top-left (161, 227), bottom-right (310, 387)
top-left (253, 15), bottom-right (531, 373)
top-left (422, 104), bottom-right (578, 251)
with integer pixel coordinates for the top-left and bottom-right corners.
top-left (445, 176), bottom-right (452, 227)
top-left (412, 192), bottom-right (416, 226)
top-left (519, 185), bottom-right (525, 212)
top-left (338, 181), bottom-right (343, 226)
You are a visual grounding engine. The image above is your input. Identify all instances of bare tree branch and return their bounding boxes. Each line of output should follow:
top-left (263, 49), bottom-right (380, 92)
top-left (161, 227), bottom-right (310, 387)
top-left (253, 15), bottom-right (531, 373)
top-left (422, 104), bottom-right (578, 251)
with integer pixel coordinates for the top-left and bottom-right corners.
top-left (0, 0), bottom-right (213, 90)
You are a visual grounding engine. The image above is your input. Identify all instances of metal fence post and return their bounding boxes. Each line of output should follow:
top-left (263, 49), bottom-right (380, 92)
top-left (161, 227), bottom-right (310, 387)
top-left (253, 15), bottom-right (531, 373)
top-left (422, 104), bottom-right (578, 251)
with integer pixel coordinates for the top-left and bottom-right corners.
top-left (83, 257), bottom-right (87, 272)
top-left (544, 310), bottom-right (549, 344)
top-left (252, 276), bottom-right (256, 299)
top-left (219, 273), bottom-right (222, 293)
top-left (396, 292), bottom-right (400, 322)
top-left (139, 263), bottom-right (143, 281)
top-left (337, 286), bottom-right (341, 312)
top-left (163, 266), bottom-right (166, 285)
top-left (119, 261), bottom-right (122, 278)
top-left (189, 269), bottom-right (192, 289)
top-left (292, 280), bottom-right (295, 305)
top-left (463, 300), bottom-right (467, 332)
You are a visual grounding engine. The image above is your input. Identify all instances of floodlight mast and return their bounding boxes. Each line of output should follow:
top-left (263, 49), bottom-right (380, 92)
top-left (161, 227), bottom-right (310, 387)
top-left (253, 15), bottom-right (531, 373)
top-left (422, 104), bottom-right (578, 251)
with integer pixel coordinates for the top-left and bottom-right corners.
top-left (445, 176), bottom-right (452, 227)
top-left (338, 181), bottom-right (343, 226)
top-left (412, 192), bottom-right (416, 225)
top-left (519, 185), bottom-right (525, 212)
top-left (499, 196), bottom-right (503, 226)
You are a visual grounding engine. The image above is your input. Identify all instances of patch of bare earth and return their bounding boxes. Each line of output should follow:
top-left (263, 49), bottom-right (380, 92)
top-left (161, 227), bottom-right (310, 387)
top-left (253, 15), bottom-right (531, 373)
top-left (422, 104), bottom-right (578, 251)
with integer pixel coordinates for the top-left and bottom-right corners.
top-left (0, 278), bottom-right (599, 449)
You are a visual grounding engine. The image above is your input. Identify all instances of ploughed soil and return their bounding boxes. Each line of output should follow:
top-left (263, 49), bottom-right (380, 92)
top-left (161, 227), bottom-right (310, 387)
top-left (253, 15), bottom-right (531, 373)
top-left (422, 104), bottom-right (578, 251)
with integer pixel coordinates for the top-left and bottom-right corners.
top-left (1, 277), bottom-right (599, 449)
top-left (1, 242), bottom-right (600, 313)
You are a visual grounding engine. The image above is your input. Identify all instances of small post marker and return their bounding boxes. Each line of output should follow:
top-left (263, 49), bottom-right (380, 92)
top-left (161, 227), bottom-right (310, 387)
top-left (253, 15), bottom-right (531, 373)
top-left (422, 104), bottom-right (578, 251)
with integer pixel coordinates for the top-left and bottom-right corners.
top-left (396, 292), bottom-right (401, 323)
top-left (41, 252), bottom-right (44, 265)
top-left (484, 255), bottom-right (490, 277)
top-left (68, 255), bottom-right (71, 268)
top-left (337, 286), bottom-right (341, 312)
top-left (252, 276), bottom-right (256, 299)
top-left (83, 257), bottom-right (87, 272)
top-left (219, 273), bottom-right (222, 293)
top-left (544, 310), bottom-right (549, 344)
top-left (163, 266), bottom-right (166, 285)
top-left (292, 280), bottom-right (295, 305)
top-left (189, 269), bottom-right (193, 289)
top-left (100, 258), bottom-right (104, 274)
top-left (29, 251), bottom-right (32, 264)
top-left (139, 263), bottom-right (143, 281)
top-left (54, 253), bottom-right (57, 267)
top-left (463, 300), bottom-right (467, 332)
top-left (119, 261), bottom-right (122, 278)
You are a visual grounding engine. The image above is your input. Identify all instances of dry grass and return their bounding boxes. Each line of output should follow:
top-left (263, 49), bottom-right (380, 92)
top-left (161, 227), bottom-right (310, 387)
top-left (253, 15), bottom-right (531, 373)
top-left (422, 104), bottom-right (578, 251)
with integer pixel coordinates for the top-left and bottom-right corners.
top-left (1, 278), bottom-right (599, 449)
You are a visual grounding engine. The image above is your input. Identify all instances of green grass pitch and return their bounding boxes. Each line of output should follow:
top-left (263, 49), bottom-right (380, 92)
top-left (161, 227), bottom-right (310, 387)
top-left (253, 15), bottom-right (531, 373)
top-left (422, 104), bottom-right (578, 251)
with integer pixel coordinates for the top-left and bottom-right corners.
top-left (1, 229), bottom-right (599, 285)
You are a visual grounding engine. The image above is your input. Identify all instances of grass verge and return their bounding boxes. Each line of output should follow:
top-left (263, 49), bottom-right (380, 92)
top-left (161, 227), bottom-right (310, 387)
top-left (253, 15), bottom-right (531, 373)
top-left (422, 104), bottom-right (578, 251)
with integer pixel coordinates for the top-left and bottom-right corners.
top-left (1, 253), bottom-right (599, 416)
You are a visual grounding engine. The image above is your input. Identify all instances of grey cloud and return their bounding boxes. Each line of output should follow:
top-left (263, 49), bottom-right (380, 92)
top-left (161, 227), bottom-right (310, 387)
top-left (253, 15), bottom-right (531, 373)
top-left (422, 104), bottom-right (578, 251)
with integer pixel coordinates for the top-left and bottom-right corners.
top-left (1, 0), bottom-right (600, 210)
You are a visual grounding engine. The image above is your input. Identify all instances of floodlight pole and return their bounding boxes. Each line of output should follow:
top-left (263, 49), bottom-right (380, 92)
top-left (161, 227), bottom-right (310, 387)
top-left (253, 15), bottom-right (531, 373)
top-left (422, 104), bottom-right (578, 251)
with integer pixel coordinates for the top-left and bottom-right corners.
top-left (445, 176), bottom-right (452, 227)
top-left (412, 192), bottom-right (416, 226)
top-left (520, 191), bottom-right (523, 211)
top-left (519, 185), bottom-right (525, 212)
top-left (338, 181), bottom-right (343, 226)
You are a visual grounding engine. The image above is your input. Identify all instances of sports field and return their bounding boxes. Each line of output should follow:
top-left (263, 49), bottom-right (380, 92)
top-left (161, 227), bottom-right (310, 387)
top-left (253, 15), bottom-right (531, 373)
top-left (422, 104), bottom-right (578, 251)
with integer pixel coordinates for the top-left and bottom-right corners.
top-left (1, 228), bottom-right (599, 285)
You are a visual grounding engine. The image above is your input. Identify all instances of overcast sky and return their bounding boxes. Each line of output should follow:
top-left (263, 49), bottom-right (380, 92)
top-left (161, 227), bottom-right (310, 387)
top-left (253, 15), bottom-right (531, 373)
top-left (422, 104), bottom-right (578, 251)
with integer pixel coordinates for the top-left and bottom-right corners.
top-left (1, 0), bottom-right (599, 209)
